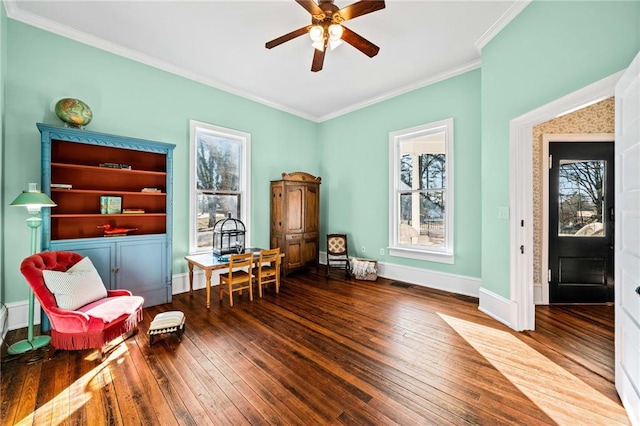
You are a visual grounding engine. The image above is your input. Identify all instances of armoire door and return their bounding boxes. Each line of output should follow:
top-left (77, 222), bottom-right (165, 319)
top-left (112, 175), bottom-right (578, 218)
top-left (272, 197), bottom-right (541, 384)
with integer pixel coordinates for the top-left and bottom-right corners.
top-left (285, 184), bottom-right (305, 234)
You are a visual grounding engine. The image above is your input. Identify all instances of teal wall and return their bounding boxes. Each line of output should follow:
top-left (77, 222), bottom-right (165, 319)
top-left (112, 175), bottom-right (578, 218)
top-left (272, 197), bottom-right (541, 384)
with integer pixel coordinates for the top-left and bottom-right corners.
top-left (0, 4), bottom-right (6, 305)
top-left (480, 0), bottom-right (640, 297)
top-left (2, 21), bottom-right (318, 304)
top-left (318, 70), bottom-right (482, 278)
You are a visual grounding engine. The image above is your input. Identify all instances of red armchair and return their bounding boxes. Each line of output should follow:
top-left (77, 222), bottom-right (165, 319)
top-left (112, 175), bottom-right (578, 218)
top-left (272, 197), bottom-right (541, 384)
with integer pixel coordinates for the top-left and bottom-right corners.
top-left (20, 251), bottom-right (144, 351)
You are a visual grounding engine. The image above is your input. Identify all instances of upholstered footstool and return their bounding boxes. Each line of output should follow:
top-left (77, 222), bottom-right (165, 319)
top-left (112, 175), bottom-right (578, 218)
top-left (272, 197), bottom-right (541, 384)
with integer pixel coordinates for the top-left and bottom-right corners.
top-left (149, 311), bottom-right (185, 346)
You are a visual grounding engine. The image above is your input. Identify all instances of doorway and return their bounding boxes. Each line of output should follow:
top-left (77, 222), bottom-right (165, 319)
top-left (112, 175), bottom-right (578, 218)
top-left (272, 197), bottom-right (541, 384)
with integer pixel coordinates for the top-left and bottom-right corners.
top-left (547, 142), bottom-right (614, 303)
top-left (508, 71), bottom-right (620, 330)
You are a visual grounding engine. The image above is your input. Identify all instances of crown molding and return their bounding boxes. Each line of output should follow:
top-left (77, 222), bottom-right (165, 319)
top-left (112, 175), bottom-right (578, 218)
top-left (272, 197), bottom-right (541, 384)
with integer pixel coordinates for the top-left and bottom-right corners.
top-left (317, 59), bottom-right (482, 122)
top-left (475, 0), bottom-right (532, 51)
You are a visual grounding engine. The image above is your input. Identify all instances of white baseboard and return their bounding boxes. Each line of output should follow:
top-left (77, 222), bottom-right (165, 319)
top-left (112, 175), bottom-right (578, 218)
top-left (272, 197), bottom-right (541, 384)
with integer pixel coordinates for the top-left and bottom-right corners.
top-left (323, 250), bottom-right (481, 297)
top-left (6, 299), bottom-right (42, 331)
top-left (533, 284), bottom-right (543, 305)
top-left (172, 269), bottom-right (223, 295)
top-left (377, 261), bottom-right (481, 297)
top-left (478, 287), bottom-right (513, 328)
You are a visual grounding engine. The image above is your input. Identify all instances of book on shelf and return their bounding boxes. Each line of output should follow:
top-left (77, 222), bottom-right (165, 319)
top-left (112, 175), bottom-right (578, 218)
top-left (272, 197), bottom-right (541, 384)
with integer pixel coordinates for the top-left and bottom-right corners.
top-left (51, 183), bottom-right (72, 189)
top-left (100, 196), bottom-right (122, 214)
top-left (99, 162), bottom-right (132, 170)
top-left (123, 208), bottom-right (145, 214)
top-left (141, 187), bottom-right (161, 193)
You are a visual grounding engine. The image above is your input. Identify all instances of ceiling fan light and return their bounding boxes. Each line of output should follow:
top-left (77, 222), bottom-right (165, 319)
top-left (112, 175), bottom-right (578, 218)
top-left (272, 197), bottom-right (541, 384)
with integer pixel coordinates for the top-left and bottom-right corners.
top-left (329, 38), bottom-right (342, 50)
top-left (312, 40), bottom-right (325, 52)
top-left (328, 24), bottom-right (343, 41)
top-left (309, 25), bottom-right (324, 42)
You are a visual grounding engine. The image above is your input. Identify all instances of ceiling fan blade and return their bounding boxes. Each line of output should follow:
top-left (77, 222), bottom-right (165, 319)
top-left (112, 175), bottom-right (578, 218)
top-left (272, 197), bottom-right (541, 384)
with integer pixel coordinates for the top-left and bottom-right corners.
top-left (338, 0), bottom-right (385, 22)
top-left (311, 48), bottom-right (326, 72)
top-left (341, 26), bottom-right (380, 57)
top-left (266, 26), bottom-right (310, 49)
top-left (296, 0), bottom-right (325, 18)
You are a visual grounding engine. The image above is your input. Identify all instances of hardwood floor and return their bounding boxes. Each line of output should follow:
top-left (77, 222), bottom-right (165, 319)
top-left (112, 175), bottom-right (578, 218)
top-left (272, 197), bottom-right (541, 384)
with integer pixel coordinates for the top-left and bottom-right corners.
top-left (1, 271), bottom-right (629, 425)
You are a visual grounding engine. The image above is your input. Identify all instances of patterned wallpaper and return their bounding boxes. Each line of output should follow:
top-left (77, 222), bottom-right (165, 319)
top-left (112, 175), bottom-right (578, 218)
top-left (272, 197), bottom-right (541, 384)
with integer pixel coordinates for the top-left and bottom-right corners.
top-left (532, 97), bottom-right (614, 287)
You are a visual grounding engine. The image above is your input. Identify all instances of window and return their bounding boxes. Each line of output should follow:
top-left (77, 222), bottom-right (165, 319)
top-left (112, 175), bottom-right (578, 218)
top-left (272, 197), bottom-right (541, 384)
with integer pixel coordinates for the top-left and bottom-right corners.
top-left (189, 120), bottom-right (251, 253)
top-left (389, 118), bottom-right (454, 263)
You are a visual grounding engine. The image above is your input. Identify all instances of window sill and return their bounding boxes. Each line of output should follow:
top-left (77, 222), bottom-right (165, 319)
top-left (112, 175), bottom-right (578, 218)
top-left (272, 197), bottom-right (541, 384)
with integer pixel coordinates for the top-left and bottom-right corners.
top-left (388, 246), bottom-right (454, 264)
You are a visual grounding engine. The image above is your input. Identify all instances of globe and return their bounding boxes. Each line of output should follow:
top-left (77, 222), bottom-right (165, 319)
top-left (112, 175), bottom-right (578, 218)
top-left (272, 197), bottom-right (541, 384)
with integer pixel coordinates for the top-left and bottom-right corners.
top-left (54, 98), bottom-right (93, 128)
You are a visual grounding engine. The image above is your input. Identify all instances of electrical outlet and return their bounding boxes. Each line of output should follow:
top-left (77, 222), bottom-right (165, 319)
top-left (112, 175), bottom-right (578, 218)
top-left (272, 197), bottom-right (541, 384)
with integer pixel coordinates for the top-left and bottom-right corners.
top-left (379, 248), bottom-right (384, 256)
top-left (361, 246), bottom-right (366, 253)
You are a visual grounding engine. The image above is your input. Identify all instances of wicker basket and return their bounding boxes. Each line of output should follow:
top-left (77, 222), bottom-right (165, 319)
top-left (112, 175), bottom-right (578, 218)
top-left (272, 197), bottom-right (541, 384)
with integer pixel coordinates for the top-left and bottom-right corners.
top-left (351, 257), bottom-right (378, 281)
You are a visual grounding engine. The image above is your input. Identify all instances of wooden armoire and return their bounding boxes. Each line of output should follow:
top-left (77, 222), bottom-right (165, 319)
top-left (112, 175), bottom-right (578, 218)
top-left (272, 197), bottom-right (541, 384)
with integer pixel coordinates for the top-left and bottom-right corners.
top-left (270, 172), bottom-right (321, 276)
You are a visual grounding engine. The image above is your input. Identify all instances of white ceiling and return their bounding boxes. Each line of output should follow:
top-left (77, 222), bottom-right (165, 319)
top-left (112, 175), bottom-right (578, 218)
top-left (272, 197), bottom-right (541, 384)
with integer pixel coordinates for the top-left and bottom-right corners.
top-left (5, 0), bottom-right (529, 122)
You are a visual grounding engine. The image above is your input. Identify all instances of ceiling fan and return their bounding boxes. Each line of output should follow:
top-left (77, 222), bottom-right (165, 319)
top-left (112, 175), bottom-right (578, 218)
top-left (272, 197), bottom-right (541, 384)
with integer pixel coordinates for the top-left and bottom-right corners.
top-left (265, 0), bottom-right (385, 72)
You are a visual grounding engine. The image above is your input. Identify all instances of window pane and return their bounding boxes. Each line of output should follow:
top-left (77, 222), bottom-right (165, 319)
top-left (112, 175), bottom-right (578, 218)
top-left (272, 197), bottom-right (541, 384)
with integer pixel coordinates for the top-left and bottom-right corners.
top-left (400, 154), bottom-right (413, 188)
top-left (399, 193), bottom-right (413, 223)
top-left (197, 134), bottom-right (241, 191)
top-left (398, 191), bottom-right (445, 248)
top-left (421, 192), bottom-right (445, 247)
top-left (420, 153), bottom-right (446, 189)
top-left (196, 193), bottom-right (240, 248)
top-left (557, 160), bottom-right (605, 237)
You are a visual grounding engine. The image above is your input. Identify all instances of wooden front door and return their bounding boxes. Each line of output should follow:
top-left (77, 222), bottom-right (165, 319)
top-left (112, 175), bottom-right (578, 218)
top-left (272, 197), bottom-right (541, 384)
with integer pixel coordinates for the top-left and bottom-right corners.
top-left (548, 141), bottom-right (614, 303)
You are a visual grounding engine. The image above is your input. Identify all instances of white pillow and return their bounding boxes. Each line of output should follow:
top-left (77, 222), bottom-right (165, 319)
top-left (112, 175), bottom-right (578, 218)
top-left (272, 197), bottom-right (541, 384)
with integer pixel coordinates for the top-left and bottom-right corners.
top-left (43, 257), bottom-right (108, 310)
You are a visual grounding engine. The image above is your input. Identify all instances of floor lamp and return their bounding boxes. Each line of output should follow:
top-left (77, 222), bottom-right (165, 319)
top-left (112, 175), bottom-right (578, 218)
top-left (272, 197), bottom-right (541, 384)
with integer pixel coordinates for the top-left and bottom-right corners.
top-left (7, 183), bottom-right (56, 355)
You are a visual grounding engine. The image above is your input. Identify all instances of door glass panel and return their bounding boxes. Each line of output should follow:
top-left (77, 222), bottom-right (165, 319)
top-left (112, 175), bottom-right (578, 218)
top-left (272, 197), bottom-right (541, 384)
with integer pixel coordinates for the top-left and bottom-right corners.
top-left (557, 159), bottom-right (606, 237)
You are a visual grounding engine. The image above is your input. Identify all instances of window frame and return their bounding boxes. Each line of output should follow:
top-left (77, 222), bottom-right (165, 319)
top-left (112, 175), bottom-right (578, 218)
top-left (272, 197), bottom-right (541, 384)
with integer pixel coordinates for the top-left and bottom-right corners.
top-left (388, 118), bottom-right (454, 264)
top-left (189, 120), bottom-right (251, 254)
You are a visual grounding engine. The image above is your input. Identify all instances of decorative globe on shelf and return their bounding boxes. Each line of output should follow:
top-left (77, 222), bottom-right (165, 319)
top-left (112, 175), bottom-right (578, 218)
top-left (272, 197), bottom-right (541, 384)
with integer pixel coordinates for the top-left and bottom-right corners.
top-left (54, 98), bottom-right (93, 128)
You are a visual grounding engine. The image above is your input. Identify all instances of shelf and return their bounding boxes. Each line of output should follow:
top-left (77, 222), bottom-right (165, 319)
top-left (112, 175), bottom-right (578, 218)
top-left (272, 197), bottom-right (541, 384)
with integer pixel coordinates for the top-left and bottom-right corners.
top-left (52, 189), bottom-right (165, 196)
top-left (52, 162), bottom-right (166, 176)
top-left (52, 213), bottom-right (167, 218)
top-left (51, 213), bottom-right (167, 239)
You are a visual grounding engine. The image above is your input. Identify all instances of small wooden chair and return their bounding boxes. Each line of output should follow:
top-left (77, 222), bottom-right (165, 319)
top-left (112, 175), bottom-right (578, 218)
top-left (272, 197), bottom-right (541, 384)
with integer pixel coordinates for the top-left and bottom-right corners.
top-left (219, 252), bottom-right (254, 307)
top-left (326, 233), bottom-right (351, 278)
top-left (256, 248), bottom-right (281, 297)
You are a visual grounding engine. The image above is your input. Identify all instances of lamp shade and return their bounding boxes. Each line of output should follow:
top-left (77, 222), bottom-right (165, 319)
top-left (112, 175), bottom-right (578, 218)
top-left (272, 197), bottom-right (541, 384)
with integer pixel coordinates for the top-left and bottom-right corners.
top-left (11, 183), bottom-right (56, 213)
top-left (309, 25), bottom-right (324, 43)
top-left (328, 24), bottom-right (343, 41)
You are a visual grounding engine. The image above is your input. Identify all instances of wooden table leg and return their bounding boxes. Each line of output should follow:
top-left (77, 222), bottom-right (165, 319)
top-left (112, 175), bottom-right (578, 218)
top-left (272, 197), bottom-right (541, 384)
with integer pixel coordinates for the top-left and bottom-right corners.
top-left (188, 263), bottom-right (194, 296)
top-left (205, 269), bottom-right (212, 309)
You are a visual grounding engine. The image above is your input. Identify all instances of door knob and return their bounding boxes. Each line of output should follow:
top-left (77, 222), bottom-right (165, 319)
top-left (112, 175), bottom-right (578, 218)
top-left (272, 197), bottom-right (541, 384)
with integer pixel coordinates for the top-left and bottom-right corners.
top-left (636, 286), bottom-right (640, 296)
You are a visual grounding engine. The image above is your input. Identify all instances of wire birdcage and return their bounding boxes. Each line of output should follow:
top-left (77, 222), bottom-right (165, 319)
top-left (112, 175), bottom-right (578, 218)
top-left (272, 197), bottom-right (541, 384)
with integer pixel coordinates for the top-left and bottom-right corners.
top-left (212, 213), bottom-right (246, 255)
